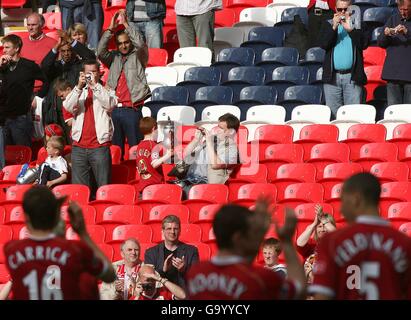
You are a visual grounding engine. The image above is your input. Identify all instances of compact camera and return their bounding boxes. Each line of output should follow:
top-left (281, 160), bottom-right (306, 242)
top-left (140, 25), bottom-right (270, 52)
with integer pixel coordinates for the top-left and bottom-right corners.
top-left (341, 16), bottom-right (346, 21)
top-left (85, 73), bottom-right (93, 82)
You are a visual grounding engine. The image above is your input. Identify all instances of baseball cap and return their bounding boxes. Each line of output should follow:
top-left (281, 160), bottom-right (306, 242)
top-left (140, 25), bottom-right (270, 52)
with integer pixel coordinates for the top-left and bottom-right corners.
top-left (44, 124), bottom-right (64, 137)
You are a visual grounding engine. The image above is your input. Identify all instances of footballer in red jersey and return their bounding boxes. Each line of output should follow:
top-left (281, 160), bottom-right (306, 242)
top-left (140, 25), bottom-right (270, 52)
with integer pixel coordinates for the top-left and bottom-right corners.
top-left (311, 173), bottom-right (411, 300)
top-left (3, 186), bottom-right (116, 300)
top-left (186, 199), bottom-right (306, 300)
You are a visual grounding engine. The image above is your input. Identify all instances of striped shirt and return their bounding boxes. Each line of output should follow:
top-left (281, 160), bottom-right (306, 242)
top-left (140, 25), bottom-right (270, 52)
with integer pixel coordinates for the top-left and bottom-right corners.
top-left (175, 0), bottom-right (223, 16)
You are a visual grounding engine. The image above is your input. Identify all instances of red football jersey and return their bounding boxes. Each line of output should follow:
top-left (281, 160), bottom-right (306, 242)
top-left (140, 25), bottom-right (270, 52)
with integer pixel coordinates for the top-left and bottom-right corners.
top-left (135, 140), bottom-right (164, 192)
top-left (136, 287), bottom-right (174, 300)
top-left (186, 256), bottom-right (299, 300)
top-left (311, 216), bottom-right (411, 300)
top-left (4, 235), bottom-right (106, 300)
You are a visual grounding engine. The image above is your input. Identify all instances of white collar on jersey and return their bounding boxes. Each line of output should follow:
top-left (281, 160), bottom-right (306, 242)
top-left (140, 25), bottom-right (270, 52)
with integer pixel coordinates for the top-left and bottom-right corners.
top-left (356, 215), bottom-right (390, 226)
top-left (211, 255), bottom-right (245, 266)
top-left (28, 233), bottom-right (57, 241)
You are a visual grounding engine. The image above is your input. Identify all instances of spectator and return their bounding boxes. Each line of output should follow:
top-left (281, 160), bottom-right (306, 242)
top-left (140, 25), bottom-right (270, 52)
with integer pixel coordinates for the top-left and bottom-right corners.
top-left (296, 204), bottom-right (336, 283)
top-left (67, 22), bottom-right (90, 48)
top-left (307, 0), bottom-right (336, 48)
top-left (175, 113), bottom-right (239, 198)
top-left (36, 136), bottom-right (69, 188)
top-left (262, 238), bottom-right (287, 278)
top-left (144, 215), bottom-right (199, 290)
top-left (378, 0), bottom-right (411, 105)
top-left (186, 199), bottom-right (306, 299)
top-left (53, 78), bottom-right (76, 129)
top-left (311, 173), bottom-right (411, 299)
top-left (135, 117), bottom-right (173, 193)
top-left (100, 238), bottom-right (144, 300)
top-left (132, 264), bottom-right (186, 300)
top-left (319, 0), bottom-right (368, 119)
top-left (98, 10), bottom-right (151, 158)
top-left (0, 34), bottom-right (48, 151)
top-left (37, 123), bottom-right (72, 165)
top-left (62, 59), bottom-right (117, 195)
top-left (174, 0), bottom-right (222, 52)
top-left (3, 186), bottom-right (116, 299)
top-left (59, 0), bottom-right (104, 50)
top-left (126, 0), bottom-right (166, 48)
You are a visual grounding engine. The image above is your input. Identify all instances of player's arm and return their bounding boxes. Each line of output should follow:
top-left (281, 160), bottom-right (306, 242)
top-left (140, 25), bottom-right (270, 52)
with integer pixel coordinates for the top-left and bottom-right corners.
top-left (68, 202), bottom-right (116, 283)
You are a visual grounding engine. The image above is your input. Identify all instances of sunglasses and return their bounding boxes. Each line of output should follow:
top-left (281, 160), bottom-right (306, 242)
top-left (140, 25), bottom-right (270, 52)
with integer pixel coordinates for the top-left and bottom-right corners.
top-left (336, 7), bottom-right (348, 12)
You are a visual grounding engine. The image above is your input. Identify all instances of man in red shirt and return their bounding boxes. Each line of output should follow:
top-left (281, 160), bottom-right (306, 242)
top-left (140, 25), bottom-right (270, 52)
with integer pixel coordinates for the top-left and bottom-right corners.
top-left (186, 199), bottom-right (307, 300)
top-left (3, 186), bottom-right (116, 300)
top-left (311, 173), bottom-right (411, 300)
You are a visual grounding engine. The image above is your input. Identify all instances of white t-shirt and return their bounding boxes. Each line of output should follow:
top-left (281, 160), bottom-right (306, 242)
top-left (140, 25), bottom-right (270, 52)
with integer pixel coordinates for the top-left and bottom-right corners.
top-left (45, 156), bottom-right (69, 175)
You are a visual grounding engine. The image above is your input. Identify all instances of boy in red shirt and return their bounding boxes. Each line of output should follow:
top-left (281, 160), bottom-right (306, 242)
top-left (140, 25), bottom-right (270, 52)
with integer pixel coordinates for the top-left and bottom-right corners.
top-left (135, 117), bottom-right (173, 193)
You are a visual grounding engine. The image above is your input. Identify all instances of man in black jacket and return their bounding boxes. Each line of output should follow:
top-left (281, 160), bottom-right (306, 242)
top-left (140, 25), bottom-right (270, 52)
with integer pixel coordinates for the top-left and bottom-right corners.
top-left (144, 215), bottom-right (199, 290)
top-left (319, 0), bottom-right (368, 119)
top-left (0, 34), bottom-right (48, 151)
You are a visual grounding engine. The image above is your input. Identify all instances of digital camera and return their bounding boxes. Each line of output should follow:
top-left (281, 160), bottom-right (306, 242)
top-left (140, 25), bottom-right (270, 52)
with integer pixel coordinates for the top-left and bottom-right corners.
top-left (85, 73), bottom-right (93, 82)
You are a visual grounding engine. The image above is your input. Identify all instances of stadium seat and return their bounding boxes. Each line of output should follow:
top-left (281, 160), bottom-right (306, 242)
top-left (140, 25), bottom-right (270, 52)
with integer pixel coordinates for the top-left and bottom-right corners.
top-left (111, 164), bottom-right (132, 184)
top-left (233, 183), bottom-right (277, 207)
top-left (177, 67), bottom-right (222, 103)
top-left (325, 183), bottom-right (343, 218)
top-left (299, 47), bottom-right (325, 81)
top-left (98, 205), bottom-right (142, 241)
top-left (97, 243), bottom-right (114, 261)
top-left (152, 223), bottom-right (202, 243)
top-left (198, 105), bottom-right (241, 125)
top-left (0, 225), bottom-right (13, 244)
top-left (195, 204), bottom-right (221, 224)
top-left (388, 123), bottom-right (411, 160)
top-left (147, 48), bottom-right (169, 67)
top-left (194, 242), bottom-right (212, 261)
top-left (0, 207), bottom-right (5, 225)
top-left (236, 86), bottom-right (278, 121)
top-left (238, 7), bottom-right (278, 26)
top-left (0, 244), bottom-right (4, 264)
top-left (380, 182), bottom-right (411, 216)
top-left (280, 85), bottom-right (323, 120)
top-left (399, 144), bottom-right (411, 178)
top-left (399, 222), bottom-right (411, 237)
top-left (226, 0), bottom-right (271, 20)
top-left (370, 26), bottom-right (384, 46)
top-left (370, 162), bottom-right (409, 183)
top-left (169, 47), bottom-right (212, 66)
top-left (257, 47), bottom-right (299, 81)
top-left (5, 145), bottom-right (32, 165)
top-left (6, 205), bottom-right (25, 240)
top-left (0, 165), bottom-right (23, 188)
top-left (53, 184), bottom-right (90, 205)
top-left (252, 124), bottom-right (294, 160)
top-left (355, 142), bottom-right (398, 171)
top-left (2, 0), bottom-right (26, 7)
top-left (215, 8), bottom-right (237, 28)
top-left (110, 145), bottom-right (122, 165)
top-left (294, 203), bottom-right (334, 236)
top-left (60, 205), bottom-right (96, 225)
top-left (3, 184), bottom-right (31, 202)
top-left (272, 163), bottom-right (316, 200)
top-left (227, 163), bottom-right (268, 202)
top-left (145, 66), bottom-right (178, 89)
top-left (274, 7), bottom-right (309, 35)
top-left (66, 225), bottom-right (106, 243)
top-left (144, 86), bottom-right (190, 119)
top-left (145, 204), bottom-right (190, 225)
top-left (278, 183), bottom-right (324, 208)
top-left (341, 123), bottom-right (387, 161)
top-left (213, 27), bottom-right (246, 51)
top-left (318, 163), bottom-right (363, 200)
top-left (364, 65), bottom-right (386, 101)
top-left (363, 46), bottom-right (386, 67)
top-left (294, 124), bottom-right (339, 161)
top-left (18, 226), bottom-right (30, 239)
top-left (0, 264), bottom-right (9, 284)
top-left (109, 225), bottom-right (153, 244)
top-left (331, 104), bottom-right (377, 140)
top-left (138, 184), bottom-right (183, 216)
top-left (377, 104), bottom-right (411, 140)
top-left (260, 143), bottom-right (304, 182)
top-left (156, 106), bottom-right (196, 134)
top-left (191, 86), bottom-right (234, 121)
top-left (363, 7), bottom-right (394, 30)
top-left (387, 202), bottom-right (411, 229)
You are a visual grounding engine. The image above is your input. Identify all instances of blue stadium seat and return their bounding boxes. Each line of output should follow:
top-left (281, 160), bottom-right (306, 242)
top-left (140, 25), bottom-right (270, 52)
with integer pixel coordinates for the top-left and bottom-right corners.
top-left (240, 27), bottom-right (285, 63)
top-left (222, 66), bottom-right (266, 102)
top-left (266, 66), bottom-right (310, 101)
top-left (370, 27), bottom-right (384, 46)
top-left (353, 0), bottom-right (389, 17)
top-left (363, 7), bottom-right (394, 30)
top-left (236, 86), bottom-right (278, 120)
top-left (274, 7), bottom-right (309, 36)
top-left (299, 47), bottom-right (325, 82)
top-left (177, 67), bottom-right (222, 103)
top-left (256, 47), bottom-right (300, 79)
top-left (310, 67), bottom-right (325, 104)
top-left (211, 47), bottom-right (256, 82)
top-left (191, 86), bottom-right (234, 121)
top-left (144, 86), bottom-right (189, 118)
top-left (279, 85), bottom-right (323, 120)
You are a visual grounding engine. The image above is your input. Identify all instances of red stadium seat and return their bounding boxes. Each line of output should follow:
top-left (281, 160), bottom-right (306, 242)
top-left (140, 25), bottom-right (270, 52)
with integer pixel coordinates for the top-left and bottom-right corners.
top-left (253, 125), bottom-right (294, 160)
top-left (355, 143), bottom-right (398, 172)
top-left (53, 184), bottom-right (90, 205)
top-left (400, 144), bottom-right (411, 179)
top-left (388, 124), bottom-right (411, 160)
top-left (60, 205), bottom-right (96, 225)
top-left (272, 163), bottom-right (316, 201)
top-left (226, 163), bottom-right (268, 202)
top-left (3, 184), bottom-right (31, 201)
top-left (183, 185), bottom-right (229, 223)
top-left (201, 226), bottom-right (216, 243)
top-left (110, 225), bottom-right (153, 244)
top-left (318, 163), bottom-right (363, 200)
top-left (363, 47), bottom-right (386, 68)
top-left (380, 182), bottom-right (411, 218)
top-left (342, 124), bottom-right (387, 161)
top-left (294, 125), bottom-right (339, 161)
top-left (98, 205), bottom-right (142, 241)
top-left (152, 223), bottom-right (202, 243)
top-left (5, 145), bottom-right (32, 165)
top-left (6, 205), bottom-right (25, 240)
top-left (145, 204), bottom-right (189, 224)
top-left (19, 226), bottom-right (30, 239)
top-left (364, 65), bottom-right (385, 101)
top-left (0, 165), bottom-right (23, 192)
top-left (278, 183), bottom-right (324, 209)
top-left (325, 183), bottom-right (343, 221)
top-left (0, 225), bottom-right (13, 244)
top-left (66, 225), bottom-right (106, 243)
top-left (97, 243), bottom-right (114, 261)
top-left (233, 183), bottom-right (277, 207)
top-left (138, 184), bottom-right (183, 216)
top-left (194, 204), bottom-right (221, 239)
top-left (370, 162), bottom-right (409, 183)
top-left (387, 202), bottom-right (411, 229)
top-left (307, 143), bottom-right (350, 180)
top-left (111, 164), bottom-right (131, 184)
top-left (0, 264), bottom-right (9, 283)
top-left (0, 207), bottom-right (5, 224)
top-left (2, 0), bottom-right (26, 8)
top-left (147, 48), bottom-right (168, 67)
top-left (399, 222), bottom-right (411, 237)
top-left (260, 144), bottom-right (304, 182)
top-left (110, 145), bottom-right (122, 165)
top-left (194, 242), bottom-right (212, 261)
top-left (215, 8), bottom-right (236, 27)
top-left (0, 244), bottom-right (4, 264)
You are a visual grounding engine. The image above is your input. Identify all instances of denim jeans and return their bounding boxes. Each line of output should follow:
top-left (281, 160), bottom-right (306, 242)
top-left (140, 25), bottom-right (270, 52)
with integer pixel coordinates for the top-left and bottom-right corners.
top-left (112, 107), bottom-right (143, 157)
top-left (387, 81), bottom-right (411, 106)
top-left (130, 19), bottom-right (164, 48)
top-left (3, 112), bottom-right (33, 147)
top-left (71, 145), bottom-right (111, 192)
top-left (61, 2), bottom-right (103, 50)
top-left (324, 72), bottom-right (363, 119)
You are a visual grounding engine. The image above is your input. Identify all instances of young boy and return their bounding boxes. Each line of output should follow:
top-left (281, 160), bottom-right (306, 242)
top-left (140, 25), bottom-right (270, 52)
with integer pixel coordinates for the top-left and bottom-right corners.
top-left (262, 238), bottom-right (287, 278)
top-left (135, 117), bottom-right (172, 193)
top-left (37, 136), bottom-right (69, 188)
top-left (37, 123), bottom-right (72, 165)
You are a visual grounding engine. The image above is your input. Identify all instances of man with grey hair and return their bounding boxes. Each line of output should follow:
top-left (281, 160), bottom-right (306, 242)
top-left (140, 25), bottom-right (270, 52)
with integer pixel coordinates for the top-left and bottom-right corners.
top-left (319, 0), bottom-right (368, 119)
top-left (144, 215), bottom-right (199, 290)
top-left (100, 238), bottom-right (143, 300)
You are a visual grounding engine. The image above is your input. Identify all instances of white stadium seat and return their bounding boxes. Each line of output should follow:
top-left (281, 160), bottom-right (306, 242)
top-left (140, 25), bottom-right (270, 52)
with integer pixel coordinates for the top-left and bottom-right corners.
top-left (377, 104), bottom-right (411, 139)
top-left (238, 7), bottom-right (278, 26)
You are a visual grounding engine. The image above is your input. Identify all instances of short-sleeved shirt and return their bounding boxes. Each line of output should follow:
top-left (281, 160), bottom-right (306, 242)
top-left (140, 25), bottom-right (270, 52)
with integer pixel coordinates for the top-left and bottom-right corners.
top-left (186, 256), bottom-right (299, 300)
top-left (4, 234), bottom-right (107, 300)
top-left (310, 216), bottom-right (411, 300)
top-left (45, 156), bottom-right (69, 175)
top-left (135, 140), bottom-right (163, 192)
